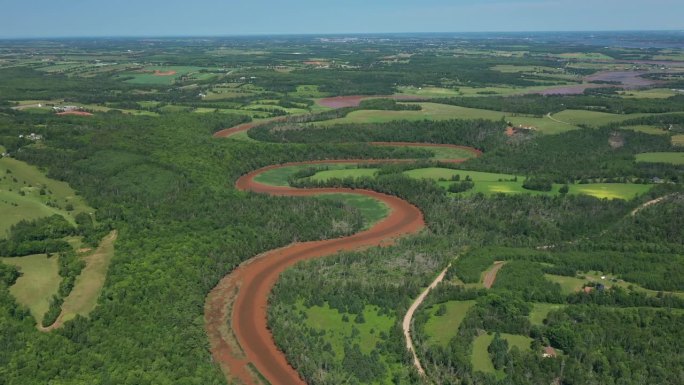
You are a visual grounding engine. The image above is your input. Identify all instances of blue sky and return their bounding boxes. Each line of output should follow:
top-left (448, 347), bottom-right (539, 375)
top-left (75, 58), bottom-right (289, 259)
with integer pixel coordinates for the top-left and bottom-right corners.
top-left (0, 0), bottom-right (682, 38)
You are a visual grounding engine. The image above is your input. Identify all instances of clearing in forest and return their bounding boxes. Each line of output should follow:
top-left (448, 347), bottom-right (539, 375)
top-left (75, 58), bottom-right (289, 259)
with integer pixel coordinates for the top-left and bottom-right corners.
top-left (0, 254), bottom-right (61, 324)
top-left (423, 300), bottom-right (476, 346)
top-left (635, 152), bottom-right (684, 165)
top-left (57, 230), bottom-right (118, 324)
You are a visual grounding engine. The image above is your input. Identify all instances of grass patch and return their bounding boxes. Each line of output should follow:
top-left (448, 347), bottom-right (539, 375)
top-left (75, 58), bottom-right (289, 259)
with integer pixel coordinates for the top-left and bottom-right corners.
top-left (0, 157), bottom-right (93, 236)
top-left (309, 168), bottom-right (379, 182)
top-left (60, 231), bottom-right (117, 322)
top-left (635, 152), bottom-right (684, 165)
top-left (550, 110), bottom-right (650, 127)
top-left (315, 194), bottom-right (388, 229)
top-left (618, 89), bottom-right (678, 99)
top-left (1, 254), bottom-right (60, 324)
top-left (303, 302), bottom-right (395, 356)
top-left (544, 274), bottom-right (586, 294)
top-left (570, 183), bottom-right (652, 200)
top-left (529, 303), bottom-right (566, 325)
top-left (673, 135), bottom-right (684, 147)
top-left (423, 301), bottom-right (476, 347)
top-left (621, 125), bottom-right (669, 135)
top-left (472, 333), bottom-right (534, 375)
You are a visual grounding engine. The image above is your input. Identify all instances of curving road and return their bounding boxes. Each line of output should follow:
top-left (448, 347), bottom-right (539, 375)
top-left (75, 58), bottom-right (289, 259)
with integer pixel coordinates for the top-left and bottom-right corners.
top-left (206, 119), bottom-right (481, 385)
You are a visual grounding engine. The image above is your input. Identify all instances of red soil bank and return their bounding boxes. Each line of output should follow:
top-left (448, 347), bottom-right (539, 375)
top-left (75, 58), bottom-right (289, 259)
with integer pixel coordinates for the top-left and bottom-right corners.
top-left (206, 114), bottom-right (482, 385)
top-left (483, 261), bottom-right (506, 289)
top-left (56, 111), bottom-right (93, 116)
top-left (153, 70), bottom-right (177, 76)
top-left (205, 167), bottom-right (425, 385)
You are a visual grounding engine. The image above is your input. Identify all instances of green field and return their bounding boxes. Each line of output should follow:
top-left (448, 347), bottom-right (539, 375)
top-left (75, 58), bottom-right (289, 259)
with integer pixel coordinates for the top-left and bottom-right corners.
top-left (472, 333), bottom-right (533, 375)
top-left (120, 66), bottom-right (214, 85)
top-left (0, 156), bottom-right (94, 236)
top-left (59, 231), bottom-right (117, 323)
top-left (1, 254), bottom-right (61, 324)
top-left (309, 168), bottom-right (379, 182)
top-left (529, 303), bottom-right (566, 325)
top-left (618, 89), bottom-right (679, 99)
top-left (621, 125), bottom-right (669, 135)
top-left (315, 193), bottom-right (389, 229)
top-left (673, 135), bottom-right (684, 147)
top-left (303, 302), bottom-right (394, 356)
top-left (422, 300), bottom-right (476, 347)
top-left (402, 167), bottom-right (651, 199)
top-left (544, 274), bottom-right (586, 294)
top-left (570, 183), bottom-right (652, 200)
top-left (550, 109), bottom-right (650, 127)
top-left (635, 152), bottom-right (684, 165)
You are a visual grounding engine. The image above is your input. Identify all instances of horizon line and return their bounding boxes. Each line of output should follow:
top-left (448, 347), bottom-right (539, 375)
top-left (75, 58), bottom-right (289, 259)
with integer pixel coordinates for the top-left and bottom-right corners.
top-left (0, 29), bottom-right (682, 41)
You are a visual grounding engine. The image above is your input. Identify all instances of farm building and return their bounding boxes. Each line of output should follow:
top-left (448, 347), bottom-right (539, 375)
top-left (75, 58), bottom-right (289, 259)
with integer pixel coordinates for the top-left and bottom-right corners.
top-left (542, 346), bottom-right (557, 358)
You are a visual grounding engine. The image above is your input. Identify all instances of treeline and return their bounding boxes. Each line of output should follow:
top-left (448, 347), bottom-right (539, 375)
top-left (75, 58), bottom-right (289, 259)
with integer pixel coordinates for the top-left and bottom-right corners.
top-left (0, 215), bottom-right (74, 257)
top-left (251, 118), bottom-right (508, 152)
top-left (434, 94), bottom-right (684, 115)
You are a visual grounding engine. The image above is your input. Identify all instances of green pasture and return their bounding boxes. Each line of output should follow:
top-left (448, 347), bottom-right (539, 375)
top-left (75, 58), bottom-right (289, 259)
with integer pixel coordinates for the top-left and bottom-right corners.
top-left (635, 152), bottom-right (684, 165)
top-left (309, 168), bottom-right (379, 182)
top-left (60, 231), bottom-right (117, 322)
top-left (302, 302), bottom-right (395, 356)
top-left (315, 193), bottom-right (389, 229)
top-left (529, 303), bottom-right (566, 325)
top-left (550, 109), bottom-right (650, 127)
top-left (1, 254), bottom-right (61, 324)
top-left (620, 125), bottom-right (669, 135)
top-left (422, 301), bottom-right (476, 347)
top-left (570, 183), bottom-right (652, 200)
top-left (291, 84), bottom-right (329, 98)
top-left (472, 333), bottom-right (533, 375)
top-left (618, 89), bottom-right (678, 99)
top-left (673, 135), bottom-right (684, 147)
top-left (120, 66), bottom-right (212, 85)
top-left (403, 167), bottom-right (651, 199)
top-left (0, 157), bottom-right (93, 235)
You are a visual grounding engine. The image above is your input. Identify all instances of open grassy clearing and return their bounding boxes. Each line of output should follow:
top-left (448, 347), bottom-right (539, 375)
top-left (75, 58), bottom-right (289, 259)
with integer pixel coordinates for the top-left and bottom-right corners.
top-left (290, 84), bottom-right (329, 98)
top-left (472, 333), bottom-right (533, 375)
top-left (302, 302), bottom-right (395, 356)
top-left (119, 66), bottom-right (215, 85)
top-left (618, 88), bottom-right (679, 99)
top-left (550, 109), bottom-right (651, 127)
top-left (59, 230), bottom-right (117, 323)
top-left (529, 303), bottom-right (566, 325)
top-left (620, 125), bottom-right (669, 135)
top-left (1, 254), bottom-right (60, 324)
top-left (555, 52), bottom-right (615, 60)
top-left (309, 168), bottom-right (379, 182)
top-left (315, 193), bottom-right (389, 229)
top-left (0, 156), bottom-right (94, 235)
top-left (635, 152), bottom-right (684, 165)
top-left (422, 300), bottom-right (476, 347)
top-left (402, 167), bottom-right (651, 200)
top-left (673, 135), bottom-right (684, 147)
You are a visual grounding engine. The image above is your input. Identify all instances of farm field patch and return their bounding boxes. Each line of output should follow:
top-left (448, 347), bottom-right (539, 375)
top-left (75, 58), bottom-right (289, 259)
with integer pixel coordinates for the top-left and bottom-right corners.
top-left (635, 152), bottom-right (684, 165)
top-left (1, 254), bottom-right (61, 324)
top-left (422, 300), bottom-right (476, 347)
top-left (0, 156), bottom-right (93, 233)
top-left (472, 333), bottom-right (533, 375)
